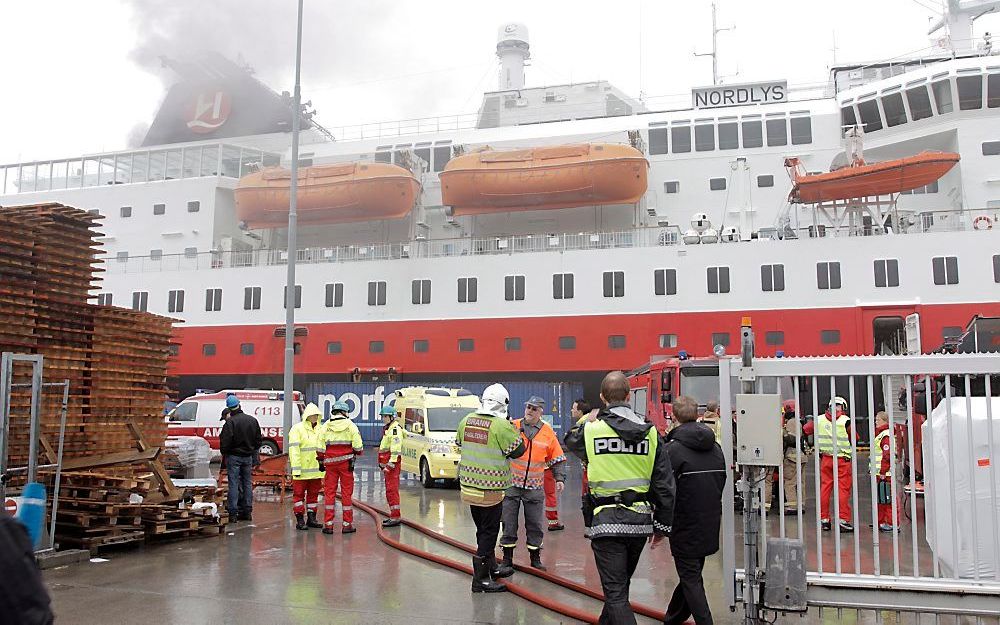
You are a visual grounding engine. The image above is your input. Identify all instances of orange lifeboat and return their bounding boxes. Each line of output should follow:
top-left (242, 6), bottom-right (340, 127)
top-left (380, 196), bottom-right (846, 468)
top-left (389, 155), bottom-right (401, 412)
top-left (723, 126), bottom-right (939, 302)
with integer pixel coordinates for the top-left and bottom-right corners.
top-left (235, 162), bottom-right (420, 229)
top-left (440, 143), bottom-right (647, 216)
top-left (785, 152), bottom-right (959, 204)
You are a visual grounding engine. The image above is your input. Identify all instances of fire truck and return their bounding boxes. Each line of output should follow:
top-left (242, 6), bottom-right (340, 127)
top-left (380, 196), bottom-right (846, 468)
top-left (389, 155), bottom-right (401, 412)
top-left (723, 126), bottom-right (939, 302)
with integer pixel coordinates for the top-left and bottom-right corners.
top-left (626, 352), bottom-right (723, 433)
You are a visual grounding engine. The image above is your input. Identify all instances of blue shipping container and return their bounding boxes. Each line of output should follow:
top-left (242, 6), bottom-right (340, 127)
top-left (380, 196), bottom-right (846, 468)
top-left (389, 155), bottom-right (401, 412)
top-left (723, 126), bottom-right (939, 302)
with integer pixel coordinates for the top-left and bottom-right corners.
top-left (306, 380), bottom-right (584, 446)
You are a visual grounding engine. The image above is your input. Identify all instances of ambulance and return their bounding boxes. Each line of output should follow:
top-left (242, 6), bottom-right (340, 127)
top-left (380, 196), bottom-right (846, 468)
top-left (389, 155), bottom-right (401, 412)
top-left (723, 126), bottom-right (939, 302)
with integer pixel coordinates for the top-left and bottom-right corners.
top-left (167, 389), bottom-right (305, 455)
top-left (393, 386), bottom-right (480, 487)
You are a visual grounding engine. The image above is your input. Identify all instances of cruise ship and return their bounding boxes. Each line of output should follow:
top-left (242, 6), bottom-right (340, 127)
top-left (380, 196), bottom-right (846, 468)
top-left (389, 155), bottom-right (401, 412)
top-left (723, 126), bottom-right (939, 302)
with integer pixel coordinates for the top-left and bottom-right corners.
top-left (3, 2), bottom-right (999, 404)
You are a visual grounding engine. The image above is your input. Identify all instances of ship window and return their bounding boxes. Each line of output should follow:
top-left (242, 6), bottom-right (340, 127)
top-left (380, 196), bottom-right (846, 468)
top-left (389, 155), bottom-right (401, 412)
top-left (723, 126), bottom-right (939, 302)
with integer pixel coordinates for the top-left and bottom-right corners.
top-left (648, 128), bottom-right (669, 155)
top-left (790, 116), bottom-right (812, 144)
top-left (857, 99), bottom-right (883, 132)
top-left (413, 339), bottom-right (429, 353)
top-left (150, 249), bottom-right (163, 261)
top-left (932, 79), bottom-right (953, 114)
top-left (168, 344), bottom-right (180, 357)
top-left (932, 256), bottom-right (959, 285)
top-left (821, 329), bottom-right (841, 345)
top-left (325, 282), bottom-right (344, 308)
top-left (187, 200), bottom-right (200, 213)
top-left (552, 273), bottom-right (574, 299)
top-left (695, 124), bottom-right (715, 152)
top-left (120, 205), bottom-right (132, 218)
top-left (711, 332), bottom-right (731, 347)
top-left (718, 122), bottom-right (738, 149)
top-left (841, 106), bottom-right (858, 133)
top-left (368, 280), bottom-right (387, 306)
top-left (458, 277), bottom-right (478, 303)
top-left (765, 118), bottom-right (788, 146)
top-left (654, 268), bottom-right (677, 296)
top-left (558, 336), bottom-right (577, 350)
top-left (608, 335), bottom-right (627, 350)
top-left (874, 259), bottom-right (899, 288)
top-left (659, 334), bottom-right (678, 349)
top-left (741, 120), bottom-right (763, 148)
top-left (881, 92), bottom-right (907, 127)
top-left (906, 86), bottom-right (933, 121)
top-left (603, 271), bottom-right (625, 297)
top-left (167, 289), bottom-right (185, 313)
top-left (283, 285), bottom-right (302, 309)
top-left (369, 340), bottom-right (385, 353)
top-left (816, 261), bottom-right (841, 289)
top-left (411, 279), bottom-right (431, 305)
top-left (765, 331), bottom-right (785, 346)
top-left (989, 74), bottom-right (1000, 108)
top-left (184, 247), bottom-right (198, 258)
top-left (757, 175), bottom-right (774, 188)
top-left (707, 266), bottom-right (730, 294)
top-left (153, 203), bottom-right (166, 216)
top-left (117, 251), bottom-right (129, 263)
top-left (671, 126), bottom-right (691, 153)
top-left (327, 341), bottom-right (342, 355)
top-left (994, 254), bottom-right (1000, 283)
top-left (458, 338), bottom-right (475, 352)
top-left (244, 286), bottom-right (261, 310)
top-left (131, 291), bottom-right (148, 312)
top-left (760, 264), bottom-right (785, 292)
top-left (709, 177), bottom-right (727, 191)
top-left (96, 293), bottom-right (113, 306)
top-left (240, 343), bottom-right (254, 356)
top-left (374, 151), bottom-right (391, 164)
top-left (432, 146), bottom-right (451, 172)
top-left (664, 180), bottom-right (680, 194)
top-left (414, 147), bottom-right (431, 170)
top-left (202, 344), bottom-right (216, 357)
top-left (205, 288), bottom-right (223, 311)
top-left (505, 337), bottom-right (521, 352)
top-left (505, 275), bottom-right (525, 301)
top-left (983, 141), bottom-right (1000, 156)
top-left (957, 75), bottom-right (983, 110)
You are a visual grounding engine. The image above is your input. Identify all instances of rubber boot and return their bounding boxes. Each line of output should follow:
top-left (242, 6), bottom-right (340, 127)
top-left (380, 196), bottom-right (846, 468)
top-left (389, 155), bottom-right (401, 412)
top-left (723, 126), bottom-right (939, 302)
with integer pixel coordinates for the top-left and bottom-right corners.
top-left (529, 548), bottom-right (547, 571)
top-left (342, 523), bottom-right (356, 534)
top-left (306, 511), bottom-right (323, 528)
top-left (471, 556), bottom-right (507, 593)
top-left (382, 517), bottom-right (401, 527)
top-left (322, 525), bottom-right (335, 535)
top-left (492, 547), bottom-right (514, 578)
top-left (295, 513), bottom-right (308, 530)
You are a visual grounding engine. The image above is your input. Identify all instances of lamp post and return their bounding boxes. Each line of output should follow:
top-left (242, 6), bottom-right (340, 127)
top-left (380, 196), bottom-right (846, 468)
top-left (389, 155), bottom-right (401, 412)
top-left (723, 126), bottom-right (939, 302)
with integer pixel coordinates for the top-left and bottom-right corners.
top-left (283, 0), bottom-right (304, 453)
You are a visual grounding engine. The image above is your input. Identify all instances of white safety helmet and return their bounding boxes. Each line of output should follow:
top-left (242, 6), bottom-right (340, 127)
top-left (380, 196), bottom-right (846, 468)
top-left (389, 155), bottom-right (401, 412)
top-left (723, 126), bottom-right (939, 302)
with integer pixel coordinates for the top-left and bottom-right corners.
top-left (833, 396), bottom-right (848, 409)
top-left (480, 383), bottom-right (510, 419)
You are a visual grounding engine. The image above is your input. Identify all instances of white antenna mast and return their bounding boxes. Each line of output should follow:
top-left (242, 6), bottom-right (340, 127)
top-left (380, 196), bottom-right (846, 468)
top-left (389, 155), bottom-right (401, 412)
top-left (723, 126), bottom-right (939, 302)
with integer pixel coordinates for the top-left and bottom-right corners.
top-left (694, 2), bottom-right (734, 85)
top-left (927, 0), bottom-right (1000, 55)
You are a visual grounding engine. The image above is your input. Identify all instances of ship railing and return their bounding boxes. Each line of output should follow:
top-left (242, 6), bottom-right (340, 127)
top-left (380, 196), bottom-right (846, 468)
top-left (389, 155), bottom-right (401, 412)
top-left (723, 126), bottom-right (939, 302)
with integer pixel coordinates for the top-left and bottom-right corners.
top-left (778, 207), bottom-right (983, 240)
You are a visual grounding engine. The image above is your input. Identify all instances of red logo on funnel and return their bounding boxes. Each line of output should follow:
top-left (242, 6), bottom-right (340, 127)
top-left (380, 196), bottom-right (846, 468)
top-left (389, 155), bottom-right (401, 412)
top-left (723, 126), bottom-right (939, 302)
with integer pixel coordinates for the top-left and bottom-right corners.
top-left (186, 91), bottom-right (231, 134)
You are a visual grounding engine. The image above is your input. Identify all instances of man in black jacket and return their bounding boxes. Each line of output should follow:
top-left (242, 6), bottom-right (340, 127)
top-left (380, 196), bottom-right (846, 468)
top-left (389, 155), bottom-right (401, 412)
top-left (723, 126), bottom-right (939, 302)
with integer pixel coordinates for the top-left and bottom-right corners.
top-left (220, 395), bottom-right (262, 521)
top-left (656, 395), bottom-right (727, 625)
top-left (0, 515), bottom-right (53, 625)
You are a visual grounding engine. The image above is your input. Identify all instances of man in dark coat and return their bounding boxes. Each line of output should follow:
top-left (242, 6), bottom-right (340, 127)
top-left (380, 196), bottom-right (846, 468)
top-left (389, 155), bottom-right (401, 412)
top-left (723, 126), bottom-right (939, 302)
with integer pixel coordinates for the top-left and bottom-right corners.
top-left (654, 395), bottom-right (727, 625)
top-left (220, 395), bottom-right (262, 521)
top-left (0, 515), bottom-right (54, 625)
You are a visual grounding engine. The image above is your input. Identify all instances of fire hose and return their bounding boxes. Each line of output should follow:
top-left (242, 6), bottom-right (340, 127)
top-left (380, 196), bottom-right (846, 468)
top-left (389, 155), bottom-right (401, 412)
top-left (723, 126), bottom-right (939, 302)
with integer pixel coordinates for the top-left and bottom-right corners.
top-left (354, 500), bottom-right (667, 623)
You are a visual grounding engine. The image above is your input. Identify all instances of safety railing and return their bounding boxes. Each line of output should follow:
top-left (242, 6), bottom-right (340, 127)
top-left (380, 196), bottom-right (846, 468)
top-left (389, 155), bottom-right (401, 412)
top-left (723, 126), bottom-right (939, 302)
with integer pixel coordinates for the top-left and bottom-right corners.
top-left (719, 353), bottom-right (1000, 619)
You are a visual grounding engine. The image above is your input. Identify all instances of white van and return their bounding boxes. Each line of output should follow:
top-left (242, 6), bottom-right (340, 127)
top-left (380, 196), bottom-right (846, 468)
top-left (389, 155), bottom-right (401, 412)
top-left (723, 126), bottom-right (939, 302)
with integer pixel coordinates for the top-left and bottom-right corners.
top-left (167, 389), bottom-right (304, 455)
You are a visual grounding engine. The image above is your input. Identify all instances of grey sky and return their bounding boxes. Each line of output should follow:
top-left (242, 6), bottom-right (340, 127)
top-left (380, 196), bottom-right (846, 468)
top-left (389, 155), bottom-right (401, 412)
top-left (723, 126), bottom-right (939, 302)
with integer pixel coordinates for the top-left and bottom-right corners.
top-left (1, 0), bottom-right (996, 164)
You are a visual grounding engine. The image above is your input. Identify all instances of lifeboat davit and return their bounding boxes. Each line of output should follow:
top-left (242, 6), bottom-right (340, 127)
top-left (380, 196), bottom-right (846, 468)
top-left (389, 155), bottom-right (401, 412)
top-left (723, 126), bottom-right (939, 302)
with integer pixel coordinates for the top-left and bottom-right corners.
top-left (235, 162), bottom-right (420, 229)
top-left (440, 143), bottom-right (647, 216)
top-left (786, 152), bottom-right (960, 204)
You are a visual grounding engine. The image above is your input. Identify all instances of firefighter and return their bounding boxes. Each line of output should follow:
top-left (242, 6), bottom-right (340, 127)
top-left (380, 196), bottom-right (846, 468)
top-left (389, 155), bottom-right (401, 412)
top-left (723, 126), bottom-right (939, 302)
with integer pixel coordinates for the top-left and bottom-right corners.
top-left (378, 404), bottom-right (405, 527)
top-left (871, 411), bottom-right (897, 532)
top-left (499, 396), bottom-right (567, 572)
top-left (565, 371), bottom-right (675, 624)
top-left (806, 396), bottom-right (855, 532)
top-left (288, 402), bottom-right (325, 530)
top-left (455, 383), bottom-right (526, 593)
top-left (318, 401), bottom-right (363, 535)
top-left (543, 469), bottom-right (564, 531)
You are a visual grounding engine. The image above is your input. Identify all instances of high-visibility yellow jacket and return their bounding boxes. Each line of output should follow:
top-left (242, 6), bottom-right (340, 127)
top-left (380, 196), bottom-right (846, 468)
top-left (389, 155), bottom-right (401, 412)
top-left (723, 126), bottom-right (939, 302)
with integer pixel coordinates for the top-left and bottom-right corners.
top-left (378, 420), bottom-right (405, 466)
top-left (288, 419), bottom-right (324, 480)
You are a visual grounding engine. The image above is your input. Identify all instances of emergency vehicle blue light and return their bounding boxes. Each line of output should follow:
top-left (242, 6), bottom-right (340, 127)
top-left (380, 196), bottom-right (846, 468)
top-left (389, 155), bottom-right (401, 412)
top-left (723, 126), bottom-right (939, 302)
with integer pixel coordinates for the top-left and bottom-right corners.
top-left (776, 350), bottom-right (785, 358)
top-left (678, 350), bottom-right (688, 360)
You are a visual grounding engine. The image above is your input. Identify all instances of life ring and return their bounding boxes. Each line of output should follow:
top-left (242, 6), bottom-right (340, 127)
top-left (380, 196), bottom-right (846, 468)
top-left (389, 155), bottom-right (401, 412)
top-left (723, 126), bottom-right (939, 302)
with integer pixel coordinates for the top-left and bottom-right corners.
top-left (973, 215), bottom-right (993, 230)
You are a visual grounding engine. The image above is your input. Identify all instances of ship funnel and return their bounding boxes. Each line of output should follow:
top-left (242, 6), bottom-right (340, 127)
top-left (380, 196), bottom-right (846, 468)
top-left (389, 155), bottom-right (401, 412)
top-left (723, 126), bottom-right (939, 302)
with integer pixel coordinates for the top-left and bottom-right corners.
top-left (497, 23), bottom-right (530, 90)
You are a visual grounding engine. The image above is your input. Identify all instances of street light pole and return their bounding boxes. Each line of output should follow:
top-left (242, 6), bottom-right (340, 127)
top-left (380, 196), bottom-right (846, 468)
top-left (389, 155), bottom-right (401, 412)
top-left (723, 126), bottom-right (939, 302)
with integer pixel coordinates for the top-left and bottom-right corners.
top-left (283, 0), bottom-right (304, 451)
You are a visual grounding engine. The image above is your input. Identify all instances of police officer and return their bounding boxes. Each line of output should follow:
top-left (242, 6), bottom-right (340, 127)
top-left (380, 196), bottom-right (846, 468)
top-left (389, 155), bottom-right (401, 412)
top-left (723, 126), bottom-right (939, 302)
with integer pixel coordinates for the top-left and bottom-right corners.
top-left (565, 371), bottom-right (675, 624)
top-left (378, 404), bottom-right (405, 527)
top-left (456, 383), bottom-right (526, 593)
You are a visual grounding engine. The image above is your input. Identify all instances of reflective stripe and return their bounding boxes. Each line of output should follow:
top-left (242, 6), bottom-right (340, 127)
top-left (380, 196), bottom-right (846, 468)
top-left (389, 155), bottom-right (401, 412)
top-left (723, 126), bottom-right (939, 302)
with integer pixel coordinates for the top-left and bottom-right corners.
top-left (545, 506), bottom-right (559, 511)
top-left (301, 446), bottom-right (319, 452)
top-left (526, 544), bottom-right (542, 551)
top-left (547, 454), bottom-right (567, 467)
top-left (306, 504), bottom-right (317, 509)
top-left (589, 523), bottom-right (654, 536)
top-left (290, 466), bottom-right (301, 471)
top-left (588, 477), bottom-right (651, 490)
top-left (325, 454), bottom-right (355, 463)
top-left (287, 442), bottom-right (301, 447)
top-left (389, 505), bottom-right (400, 511)
top-left (342, 506), bottom-right (353, 511)
top-left (293, 500), bottom-right (303, 506)
top-left (460, 446), bottom-right (510, 466)
top-left (653, 520), bottom-right (671, 534)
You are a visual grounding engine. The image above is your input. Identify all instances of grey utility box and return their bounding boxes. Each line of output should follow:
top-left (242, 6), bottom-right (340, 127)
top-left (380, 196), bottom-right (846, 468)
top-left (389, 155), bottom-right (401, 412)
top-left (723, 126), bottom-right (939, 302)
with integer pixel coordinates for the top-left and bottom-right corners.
top-left (762, 537), bottom-right (808, 612)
